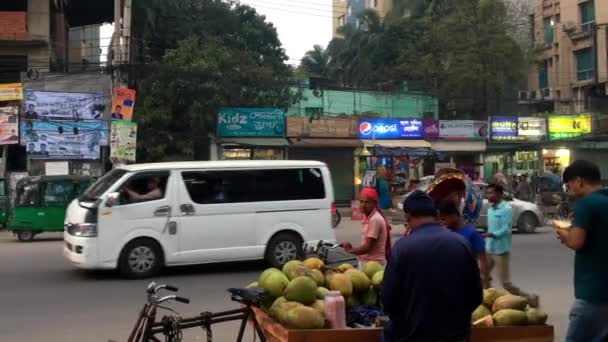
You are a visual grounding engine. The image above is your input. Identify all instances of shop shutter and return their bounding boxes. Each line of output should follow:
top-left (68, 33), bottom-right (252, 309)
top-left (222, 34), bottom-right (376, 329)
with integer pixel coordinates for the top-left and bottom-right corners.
top-left (289, 148), bottom-right (354, 203)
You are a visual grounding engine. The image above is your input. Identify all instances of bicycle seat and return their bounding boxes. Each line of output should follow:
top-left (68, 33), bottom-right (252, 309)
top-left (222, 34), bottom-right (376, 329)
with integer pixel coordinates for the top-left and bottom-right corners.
top-left (227, 287), bottom-right (269, 305)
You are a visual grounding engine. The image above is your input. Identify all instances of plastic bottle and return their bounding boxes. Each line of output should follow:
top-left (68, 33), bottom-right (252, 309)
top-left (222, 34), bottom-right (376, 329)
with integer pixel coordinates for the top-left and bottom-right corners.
top-left (324, 291), bottom-right (346, 329)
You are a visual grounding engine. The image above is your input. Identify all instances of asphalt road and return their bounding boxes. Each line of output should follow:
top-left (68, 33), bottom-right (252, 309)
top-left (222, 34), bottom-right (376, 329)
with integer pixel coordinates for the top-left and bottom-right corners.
top-left (0, 220), bottom-right (572, 341)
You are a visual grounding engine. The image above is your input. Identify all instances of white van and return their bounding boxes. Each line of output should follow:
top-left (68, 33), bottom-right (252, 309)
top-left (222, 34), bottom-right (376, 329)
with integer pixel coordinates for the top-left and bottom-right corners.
top-left (63, 161), bottom-right (336, 278)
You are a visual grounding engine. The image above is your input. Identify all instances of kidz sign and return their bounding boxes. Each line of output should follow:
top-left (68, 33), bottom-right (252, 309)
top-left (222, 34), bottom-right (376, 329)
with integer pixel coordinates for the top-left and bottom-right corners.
top-left (358, 118), bottom-right (424, 139)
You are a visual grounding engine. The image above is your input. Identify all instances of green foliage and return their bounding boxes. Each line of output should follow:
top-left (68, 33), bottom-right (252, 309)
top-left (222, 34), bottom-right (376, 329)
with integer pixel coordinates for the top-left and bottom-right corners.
top-left (132, 0), bottom-right (295, 161)
top-left (312, 0), bottom-right (528, 119)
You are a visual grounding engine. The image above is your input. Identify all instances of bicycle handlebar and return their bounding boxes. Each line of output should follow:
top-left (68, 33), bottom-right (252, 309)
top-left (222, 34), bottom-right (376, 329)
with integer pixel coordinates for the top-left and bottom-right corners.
top-left (175, 296), bottom-right (190, 304)
top-left (165, 285), bottom-right (179, 292)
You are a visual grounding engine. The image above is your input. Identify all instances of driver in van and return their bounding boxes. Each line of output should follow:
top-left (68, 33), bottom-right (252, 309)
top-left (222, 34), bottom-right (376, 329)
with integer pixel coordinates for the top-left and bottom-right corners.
top-left (126, 177), bottom-right (163, 203)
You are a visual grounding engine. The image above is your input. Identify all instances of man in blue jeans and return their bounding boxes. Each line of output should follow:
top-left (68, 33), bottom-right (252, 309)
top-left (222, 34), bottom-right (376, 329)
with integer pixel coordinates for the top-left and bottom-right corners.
top-left (557, 160), bottom-right (608, 342)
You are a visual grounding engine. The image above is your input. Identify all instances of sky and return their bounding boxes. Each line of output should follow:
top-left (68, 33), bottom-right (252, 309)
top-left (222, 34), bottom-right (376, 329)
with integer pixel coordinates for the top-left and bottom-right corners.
top-left (99, 0), bottom-right (333, 66)
top-left (239, 0), bottom-right (333, 65)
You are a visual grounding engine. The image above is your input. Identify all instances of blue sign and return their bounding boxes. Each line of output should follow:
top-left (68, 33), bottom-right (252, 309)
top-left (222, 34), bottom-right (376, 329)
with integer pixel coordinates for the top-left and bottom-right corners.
top-left (358, 118), bottom-right (424, 139)
top-left (490, 116), bottom-right (518, 141)
top-left (217, 108), bottom-right (285, 137)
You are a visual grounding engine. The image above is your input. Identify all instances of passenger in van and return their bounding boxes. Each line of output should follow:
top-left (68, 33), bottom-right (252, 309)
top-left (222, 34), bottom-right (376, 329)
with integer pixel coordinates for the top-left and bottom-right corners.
top-left (125, 177), bottom-right (163, 203)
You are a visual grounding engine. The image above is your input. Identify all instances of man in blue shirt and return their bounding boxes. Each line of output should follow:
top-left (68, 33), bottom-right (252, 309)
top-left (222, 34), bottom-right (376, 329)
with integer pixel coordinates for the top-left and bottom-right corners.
top-left (382, 191), bottom-right (481, 342)
top-left (439, 201), bottom-right (489, 288)
top-left (485, 183), bottom-right (538, 307)
top-left (556, 160), bottom-right (608, 342)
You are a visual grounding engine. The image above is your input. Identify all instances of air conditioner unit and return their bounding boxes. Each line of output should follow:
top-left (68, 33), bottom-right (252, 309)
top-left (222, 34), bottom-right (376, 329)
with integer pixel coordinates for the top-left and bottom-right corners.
top-left (563, 21), bottom-right (577, 34)
top-left (518, 91), bottom-right (529, 101)
top-left (529, 90), bottom-right (539, 101)
top-left (541, 88), bottom-right (554, 100)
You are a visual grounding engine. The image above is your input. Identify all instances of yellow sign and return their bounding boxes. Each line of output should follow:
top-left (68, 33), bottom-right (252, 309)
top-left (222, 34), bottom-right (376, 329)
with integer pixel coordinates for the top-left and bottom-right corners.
top-left (548, 115), bottom-right (591, 140)
top-left (0, 83), bottom-right (23, 101)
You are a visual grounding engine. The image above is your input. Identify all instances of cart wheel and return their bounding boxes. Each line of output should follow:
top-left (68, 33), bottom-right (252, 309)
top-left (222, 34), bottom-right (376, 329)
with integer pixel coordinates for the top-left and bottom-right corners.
top-left (16, 230), bottom-right (35, 242)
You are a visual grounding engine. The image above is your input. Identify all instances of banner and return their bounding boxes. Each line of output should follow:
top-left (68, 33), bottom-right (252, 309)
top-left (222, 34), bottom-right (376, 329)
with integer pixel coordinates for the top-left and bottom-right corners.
top-left (424, 120), bottom-right (488, 140)
top-left (110, 120), bottom-right (137, 163)
top-left (111, 87), bottom-right (136, 121)
top-left (358, 118), bottom-right (424, 139)
top-left (0, 105), bottom-right (19, 144)
top-left (548, 115), bottom-right (592, 140)
top-left (217, 108), bottom-right (286, 137)
top-left (24, 90), bottom-right (105, 120)
top-left (0, 83), bottom-right (23, 101)
top-left (20, 121), bottom-right (108, 159)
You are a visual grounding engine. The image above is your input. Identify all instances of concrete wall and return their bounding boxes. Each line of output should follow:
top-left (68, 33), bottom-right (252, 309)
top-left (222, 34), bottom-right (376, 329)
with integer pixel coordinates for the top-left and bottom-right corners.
top-left (68, 25), bottom-right (101, 70)
top-left (288, 87), bottom-right (438, 118)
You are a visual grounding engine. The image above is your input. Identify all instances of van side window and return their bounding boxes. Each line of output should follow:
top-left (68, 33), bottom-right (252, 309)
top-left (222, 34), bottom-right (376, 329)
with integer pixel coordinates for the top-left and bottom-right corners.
top-left (181, 168), bottom-right (325, 204)
top-left (120, 172), bottom-right (170, 205)
top-left (182, 171), bottom-right (254, 204)
top-left (44, 181), bottom-right (75, 207)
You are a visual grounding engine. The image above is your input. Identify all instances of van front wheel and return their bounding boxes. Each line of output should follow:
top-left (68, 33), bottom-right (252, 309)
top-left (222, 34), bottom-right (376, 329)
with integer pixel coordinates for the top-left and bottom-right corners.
top-left (118, 239), bottom-right (163, 279)
top-left (265, 233), bottom-right (303, 268)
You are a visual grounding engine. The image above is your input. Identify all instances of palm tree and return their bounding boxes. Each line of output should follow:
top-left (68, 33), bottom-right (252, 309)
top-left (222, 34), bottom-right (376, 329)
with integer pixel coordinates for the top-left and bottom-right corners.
top-left (299, 45), bottom-right (330, 77)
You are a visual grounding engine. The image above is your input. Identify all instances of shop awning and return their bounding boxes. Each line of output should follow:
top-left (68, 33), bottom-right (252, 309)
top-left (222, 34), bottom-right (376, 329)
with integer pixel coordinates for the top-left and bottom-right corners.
top-left (218, 138), bottom-right (289, 147)
top-left (362, 140), bottom-right (431, 148)
top-left (430, 141), bottom-right (486, 152)
top-left (288, 138), bottom-right (362, 147)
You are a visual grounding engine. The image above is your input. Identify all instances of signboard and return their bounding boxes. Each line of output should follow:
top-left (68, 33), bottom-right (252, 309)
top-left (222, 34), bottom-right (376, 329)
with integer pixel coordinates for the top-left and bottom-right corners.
top-left (21, 121), bottom-right (107, 159)
top-left (0, 105), bottom-right (19, 144)
top-left (24, 90), bottom-right (105, 120)
top-left (548, 115), bottom-right (592, 140)
top-left (110, 120), bottom-right (137, 163)
top-left (490, 117), bottom-right (547, 142)
top-left (111, 87), bottom-right (136, 121)
top-left (217, 108), bottom-right (286, 137)
top-left (424, 120), bottom-right (488, 140)
top-left (286, 117), bottom-right (357, 138)
top-left (45, 161), bottom-right (69, 176)
top-left (358, 118), bottom-right (424, 139)
top-left (0, 83), bottom-right (23, 101)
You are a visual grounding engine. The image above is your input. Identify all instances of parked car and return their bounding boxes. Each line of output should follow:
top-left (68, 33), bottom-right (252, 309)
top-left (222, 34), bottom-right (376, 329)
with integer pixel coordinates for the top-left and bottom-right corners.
top-left (473, 182), bottom-right (544, 233)
top-left (397, 178), bottom-right (544, 233)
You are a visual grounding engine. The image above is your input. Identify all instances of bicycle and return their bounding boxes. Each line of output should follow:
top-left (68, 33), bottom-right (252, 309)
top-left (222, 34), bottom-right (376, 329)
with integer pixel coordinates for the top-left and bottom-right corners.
top-left (121, 282), bottom-right (269, 342)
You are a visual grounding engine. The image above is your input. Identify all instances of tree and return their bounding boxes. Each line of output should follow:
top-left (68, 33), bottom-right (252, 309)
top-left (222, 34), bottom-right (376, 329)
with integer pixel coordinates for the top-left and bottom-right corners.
top-left (131, 0), bottom-right (295, 161)
top-left (299, 45), bottom-right (330, 78)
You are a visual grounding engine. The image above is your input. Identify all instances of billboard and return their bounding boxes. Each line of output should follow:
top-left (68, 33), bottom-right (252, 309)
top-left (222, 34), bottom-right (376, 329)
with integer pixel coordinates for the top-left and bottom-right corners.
top-left (0, 83), bottom-right (23, 101)
top-left (548, 115), bottom-right (592, 140)
top-left (110, 120), bottom-right (137, 163)
top-left (24, 90), bottom-right (105, 120)
top-left (0, 105), bottom-right (19, 144)
top-left (423, 120), bottom-right (488, 140)
top-left (358, 118), bottom-right (424, 139)
top-left (21, 121), bottom-right (108, 159)
top-left (490, 116), bottom-right (518, 141)
top-left (111, 87), bottom-right (136, 121)
top-left (217, 108), bottom-right (286, 137)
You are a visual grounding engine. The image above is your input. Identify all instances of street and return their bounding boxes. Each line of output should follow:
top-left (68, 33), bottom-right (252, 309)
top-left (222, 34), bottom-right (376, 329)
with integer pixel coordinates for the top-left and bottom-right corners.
top-left (0, 219), bottom-right (572, 342)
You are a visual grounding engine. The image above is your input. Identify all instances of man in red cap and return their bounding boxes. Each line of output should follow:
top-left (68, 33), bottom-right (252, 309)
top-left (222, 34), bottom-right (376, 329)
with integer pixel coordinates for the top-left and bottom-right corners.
top-left (341, 188), bottom-right (389, 267)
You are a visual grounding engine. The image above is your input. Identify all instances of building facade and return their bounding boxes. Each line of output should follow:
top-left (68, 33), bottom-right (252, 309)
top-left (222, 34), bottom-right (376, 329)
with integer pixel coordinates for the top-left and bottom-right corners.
top-left (522, 0), bottom-right (608, 114)
top-left (332, 0), bottom-right (393, 37)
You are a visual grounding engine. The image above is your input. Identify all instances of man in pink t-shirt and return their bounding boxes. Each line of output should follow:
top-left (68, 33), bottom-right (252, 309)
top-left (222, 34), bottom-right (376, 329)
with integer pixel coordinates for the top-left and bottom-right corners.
top-left (341, 188), bottom-right (388, 266)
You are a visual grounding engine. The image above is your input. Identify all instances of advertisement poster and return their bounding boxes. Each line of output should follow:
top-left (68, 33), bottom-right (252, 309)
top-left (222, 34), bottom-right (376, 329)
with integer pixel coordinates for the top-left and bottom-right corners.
top-left (517, 117), bottom-right (547, 140)
top-left (0, 83), bottom-right (23, 101)
top-left (217, 108), bottom-right (286, 137)
top-left (111, 87), bottom-right (136, 121)
top-left (424, 120), bottom-right (488, 140)
top-left (21, 121), bottom-right (108, 159)
top-left (0, 105), bottom-right (19, 144)
top-left (24, 90), bottom-right (105, 120)
top-left (548, 115), bottom-right (592, 140)
top-left (110, 120), bottom-right (137, 163)
top-left (490, 116), bottom-right (518, 141)
top-left (358, 118), bottom-right (424, 139)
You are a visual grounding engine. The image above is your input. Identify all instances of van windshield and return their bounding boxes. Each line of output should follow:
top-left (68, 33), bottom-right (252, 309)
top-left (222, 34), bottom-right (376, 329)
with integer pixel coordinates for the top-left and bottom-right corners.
top-left (80, 169), bottom-right (128, 201)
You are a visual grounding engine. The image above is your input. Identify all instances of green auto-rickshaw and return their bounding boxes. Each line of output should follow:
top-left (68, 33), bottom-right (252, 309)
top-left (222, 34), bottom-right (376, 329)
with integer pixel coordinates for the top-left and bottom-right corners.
top-left (9, 176), bottom-right (95, 242)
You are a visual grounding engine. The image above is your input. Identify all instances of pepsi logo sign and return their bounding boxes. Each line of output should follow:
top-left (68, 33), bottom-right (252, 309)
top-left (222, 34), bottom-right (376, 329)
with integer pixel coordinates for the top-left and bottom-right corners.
top-left (359, 121), bottom-right (373, 135)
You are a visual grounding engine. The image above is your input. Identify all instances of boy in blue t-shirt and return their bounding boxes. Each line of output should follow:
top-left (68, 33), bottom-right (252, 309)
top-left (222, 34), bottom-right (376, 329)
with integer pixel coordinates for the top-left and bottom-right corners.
top-left (439, 201), bottom-right (490, 288)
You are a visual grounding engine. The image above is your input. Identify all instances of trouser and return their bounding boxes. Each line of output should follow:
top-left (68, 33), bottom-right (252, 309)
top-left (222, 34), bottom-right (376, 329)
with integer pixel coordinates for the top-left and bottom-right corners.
top-left (566, 299), bottom-right (608, 342)
top-left (487, 253), bottom-right (538, 305)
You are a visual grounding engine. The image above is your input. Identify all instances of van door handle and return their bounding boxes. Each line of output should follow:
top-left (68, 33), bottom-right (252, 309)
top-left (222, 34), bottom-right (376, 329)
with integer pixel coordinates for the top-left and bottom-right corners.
top-left (180, 204), bottom-right (195, 216)
top-left (154, 205), bottom-right (171, 217)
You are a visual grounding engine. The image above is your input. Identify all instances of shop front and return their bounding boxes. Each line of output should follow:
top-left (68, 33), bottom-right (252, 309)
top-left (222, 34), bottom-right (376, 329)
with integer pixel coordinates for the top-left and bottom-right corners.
top-left (423, 120), bottom-right (487, 179)
top-left (543, 114), bottom-right (592, 176)
top-left (286, 117), bottom-right (360, 203)
top-left (215, 108), bottom-right (288, 160)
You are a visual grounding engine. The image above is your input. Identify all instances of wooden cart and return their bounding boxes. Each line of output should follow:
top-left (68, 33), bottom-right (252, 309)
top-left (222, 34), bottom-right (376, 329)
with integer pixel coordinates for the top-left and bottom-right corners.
top-left (252, 307), bottom-right (554, 342)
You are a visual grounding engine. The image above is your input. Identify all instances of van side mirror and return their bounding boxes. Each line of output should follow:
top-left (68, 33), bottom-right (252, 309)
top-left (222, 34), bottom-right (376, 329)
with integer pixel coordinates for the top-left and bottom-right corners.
top-left (106, 192), bottom-right (120, 207)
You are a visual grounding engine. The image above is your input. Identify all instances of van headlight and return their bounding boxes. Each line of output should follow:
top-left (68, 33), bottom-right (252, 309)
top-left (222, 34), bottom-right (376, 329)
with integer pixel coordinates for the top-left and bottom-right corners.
top-left (66, 223), bottom-right (97, 237)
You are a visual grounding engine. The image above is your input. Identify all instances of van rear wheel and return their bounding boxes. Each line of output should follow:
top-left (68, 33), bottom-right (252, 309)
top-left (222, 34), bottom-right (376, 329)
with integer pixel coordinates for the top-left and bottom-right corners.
top-left (265, 232), bottom-right (303, 268)
top-left (118, 239), bottom-right (163, 279)
top-left (15, 230), bottom-right (35, 242)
